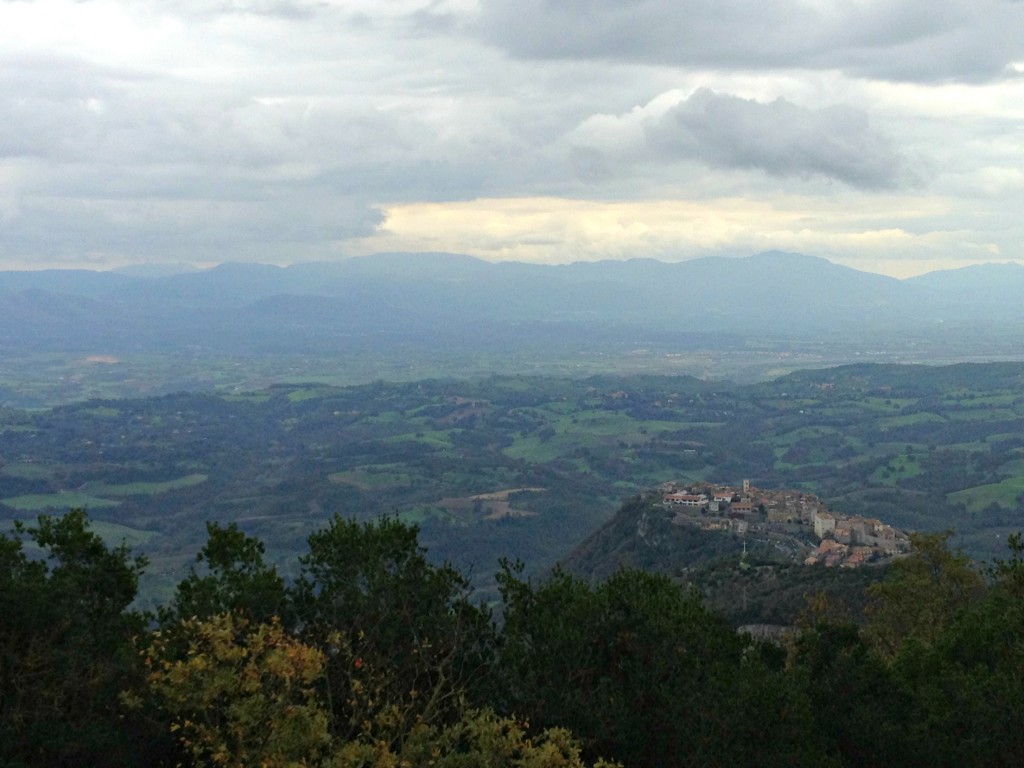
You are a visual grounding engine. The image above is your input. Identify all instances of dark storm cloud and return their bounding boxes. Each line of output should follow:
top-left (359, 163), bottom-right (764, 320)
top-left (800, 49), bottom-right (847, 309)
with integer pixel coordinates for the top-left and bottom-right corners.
top-left (477, 0), bottom-right (1024, 83)
top-left (643, 89), bottom-right (908, 188)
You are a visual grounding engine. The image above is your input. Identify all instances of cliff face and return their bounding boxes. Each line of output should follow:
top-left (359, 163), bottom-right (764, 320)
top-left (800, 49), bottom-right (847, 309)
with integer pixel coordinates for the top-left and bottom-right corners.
top-left (561, 494), bottom-right (749, 581)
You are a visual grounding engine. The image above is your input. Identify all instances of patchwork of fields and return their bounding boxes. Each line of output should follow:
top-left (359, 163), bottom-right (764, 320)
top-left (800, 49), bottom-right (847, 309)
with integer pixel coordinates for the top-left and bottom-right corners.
top-left (3, 362), bottom-right (1024, 604)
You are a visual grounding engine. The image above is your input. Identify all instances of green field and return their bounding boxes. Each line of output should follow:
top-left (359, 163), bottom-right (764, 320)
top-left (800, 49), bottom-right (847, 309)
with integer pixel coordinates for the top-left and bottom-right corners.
top-left (874, 412), bottom-right (946, 429)
top-left (330, 466), bottom-right (417, 490)
top-left (386, 431), bottom-right (455, 448)
top-left (774, 426), bottom-right (841, 447)
top-left (81, 405), bottom-right (121, 417)
top-left (946, 408), bottom-right (1019, 422)
top-left (1, 463), bottom-right (56, 480)
top-left (90, 474), bottom-right (209, 496)
top-left (869, 455), bottom-right (923, 485)
top-left (82, 519), bottom-right (160, 547)
top-left (5, 361), bottom-right (1024, 600)
top-left (949, 477), bottom-right (1024, 513)
top-left (286, 387), bottom-right (327, 403)
top-left (2, 492), bottom-right (121, 511)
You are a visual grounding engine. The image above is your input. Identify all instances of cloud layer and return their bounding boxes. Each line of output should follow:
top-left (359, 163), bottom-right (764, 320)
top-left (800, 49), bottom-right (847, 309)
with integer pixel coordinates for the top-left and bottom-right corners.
top-left (477, 0), bottom-right (1024, 83)
top-left (0, 0), bottom-right (1022, 275)
top-left (570, 88), bottom-right (910, 189)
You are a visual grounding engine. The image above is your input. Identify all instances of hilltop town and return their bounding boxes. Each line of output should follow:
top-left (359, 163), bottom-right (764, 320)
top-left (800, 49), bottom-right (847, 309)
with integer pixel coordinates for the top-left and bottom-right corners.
top-left (661, 480), bottom-right (912, 568)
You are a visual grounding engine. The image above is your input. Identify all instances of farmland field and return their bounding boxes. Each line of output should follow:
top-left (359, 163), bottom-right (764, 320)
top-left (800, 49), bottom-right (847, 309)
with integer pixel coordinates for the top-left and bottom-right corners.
top-left (3, 362), bottom-right (1024, 605)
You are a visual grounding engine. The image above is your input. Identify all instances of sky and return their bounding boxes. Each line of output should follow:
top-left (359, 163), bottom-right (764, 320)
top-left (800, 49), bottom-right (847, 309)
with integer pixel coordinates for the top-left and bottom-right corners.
top-left (2, 0), bottom-right (1023, 277)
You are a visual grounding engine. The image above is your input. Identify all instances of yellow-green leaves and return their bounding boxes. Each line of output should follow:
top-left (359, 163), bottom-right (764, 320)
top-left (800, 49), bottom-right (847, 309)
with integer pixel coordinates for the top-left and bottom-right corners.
top-left (147, 614), bottom-right (330, 768)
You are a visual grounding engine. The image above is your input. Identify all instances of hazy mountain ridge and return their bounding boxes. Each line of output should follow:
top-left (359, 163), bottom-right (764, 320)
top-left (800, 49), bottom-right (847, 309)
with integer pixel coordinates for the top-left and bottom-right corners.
top-left (2, 251), bottom-right (1022, 354)
top-left (906, 261), bottom-right (1024, 318)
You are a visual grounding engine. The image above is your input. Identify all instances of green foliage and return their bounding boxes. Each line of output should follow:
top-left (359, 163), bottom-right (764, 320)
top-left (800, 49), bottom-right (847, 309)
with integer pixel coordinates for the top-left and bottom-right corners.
top-left (879, 536), bottom-right (1024, 766)
top-left (292, 516), bottom-right (495, 744)
top-left (331, 708), bottom-right (619, 768)
top-left (864, 531), bottom-right (986, 659)
top-left (790, 622), bottom-right (912, 766)
top-left (0, 510), bottom-right (151, 767)
top-left (162, 521), bottom-right (288, 626)
top-left (493, 563), bottom-right (827, 768)
top-left (10, 507), bottom-right (1024, 768)
top-left (145, 613), bottom-right (331, 768)
top-left (145, 514), bottom-right (616, 768)
top-left (791, 530), bottom-right (1024, 768)
top-left (149, 612), bottom-right (617, 768)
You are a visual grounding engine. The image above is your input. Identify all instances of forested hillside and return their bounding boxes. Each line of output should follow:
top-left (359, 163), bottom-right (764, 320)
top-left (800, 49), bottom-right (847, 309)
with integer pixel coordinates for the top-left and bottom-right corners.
top-left (563, 494), bottom-right (887, 626)
top-left (3, 363), bottom-right (1024, 603)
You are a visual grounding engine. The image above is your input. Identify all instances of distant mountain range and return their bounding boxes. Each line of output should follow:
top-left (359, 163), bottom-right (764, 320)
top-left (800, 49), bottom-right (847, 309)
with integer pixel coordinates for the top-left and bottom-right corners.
top-left (3, 251), bottom-right (1024, 354)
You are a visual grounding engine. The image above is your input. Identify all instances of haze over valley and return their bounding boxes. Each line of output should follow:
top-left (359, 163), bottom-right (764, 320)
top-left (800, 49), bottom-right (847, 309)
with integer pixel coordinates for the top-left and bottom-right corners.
top-left (6, 250), bottom-right (1024, 407)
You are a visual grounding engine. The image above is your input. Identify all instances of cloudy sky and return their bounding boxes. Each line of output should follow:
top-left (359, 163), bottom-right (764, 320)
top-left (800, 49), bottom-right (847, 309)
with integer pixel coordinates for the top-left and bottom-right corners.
top-left (2, 0), bottom-right (1023, 276)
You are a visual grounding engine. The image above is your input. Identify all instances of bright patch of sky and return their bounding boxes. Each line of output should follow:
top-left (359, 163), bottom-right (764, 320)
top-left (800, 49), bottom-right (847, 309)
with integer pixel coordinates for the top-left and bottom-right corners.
top-left (2, 0), bottom-right (1023, 276)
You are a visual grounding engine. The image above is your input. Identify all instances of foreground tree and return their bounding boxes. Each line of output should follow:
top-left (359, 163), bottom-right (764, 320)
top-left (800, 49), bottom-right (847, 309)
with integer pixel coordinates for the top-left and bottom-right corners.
top-left (331, 707), bottom-right (620, 768)
top-left (161, 521), bottom-right (288, 627)
top-left (291, 515), bottom-right (495, 745)
top-left (0, 510), bottom-right (152, 767)
top-left (889, 533), bottom-right (1024, 766)
top-left (145, 613), bottom-right (331, 768)
top-left (147, 610), bottom-right (616, 768)
top-left (863, 531), bottom-right (985, 659)
top-left (789, 621), bottom-right (913, 767)
top-left (795, 530), bottom-right (1024, 767)
top-left (494, 564), bottom-right (828, 768)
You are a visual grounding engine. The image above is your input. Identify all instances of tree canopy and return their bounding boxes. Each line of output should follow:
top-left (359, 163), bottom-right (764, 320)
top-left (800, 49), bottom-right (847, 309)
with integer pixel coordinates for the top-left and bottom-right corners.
top-left (3, 508), bottom-right (1023, 768)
